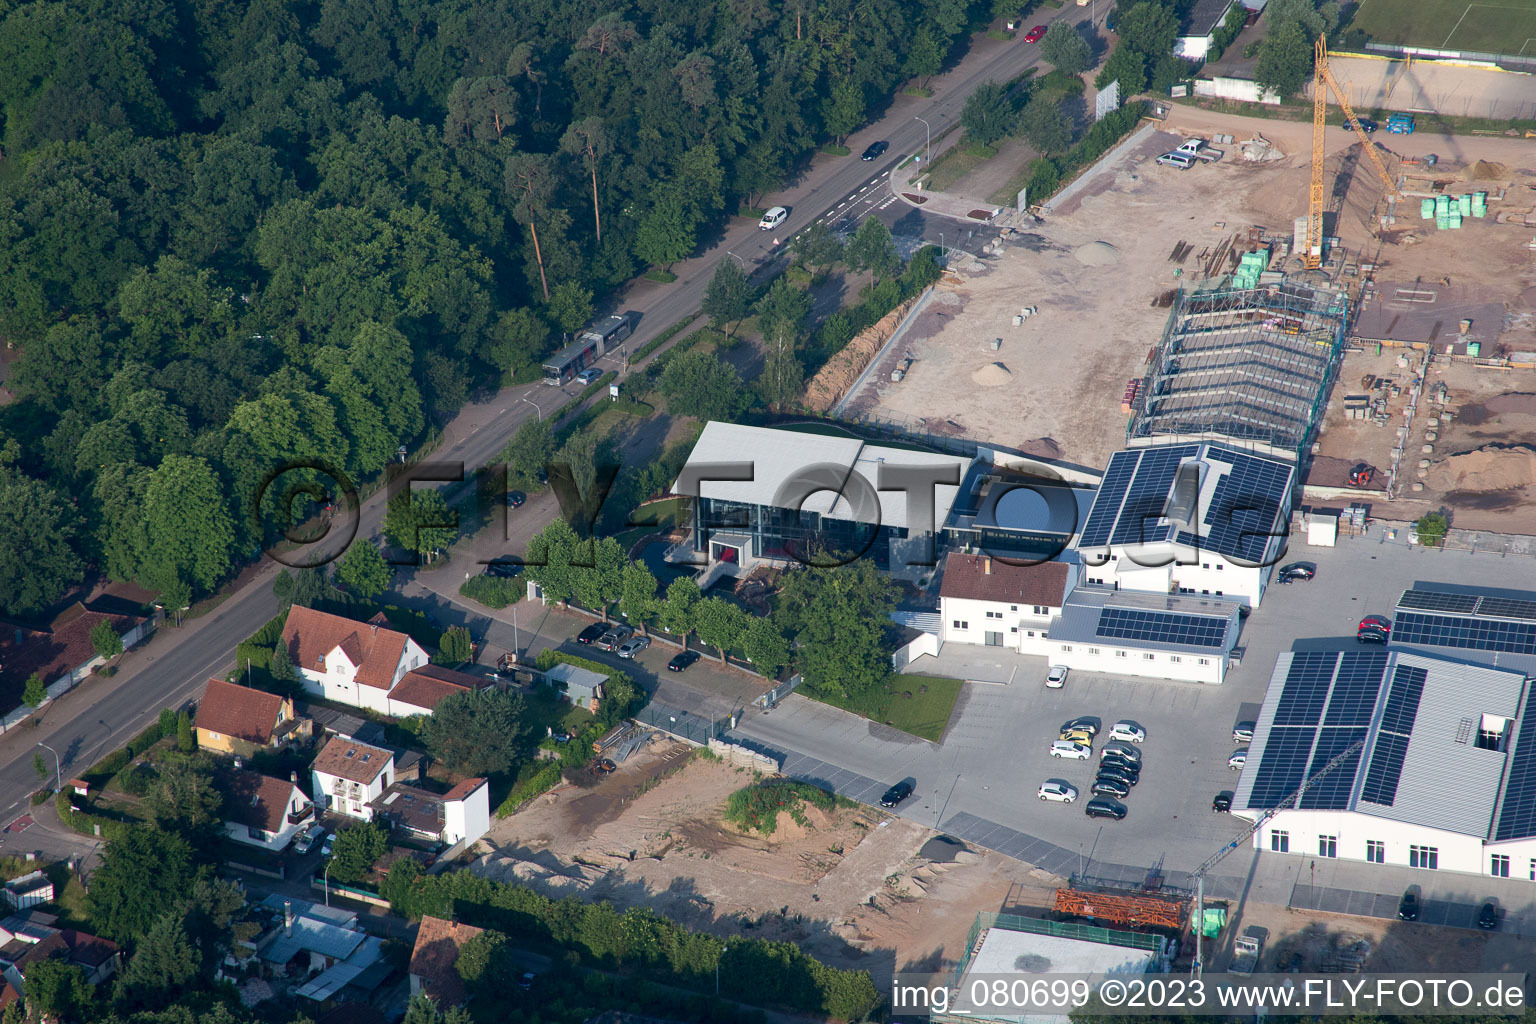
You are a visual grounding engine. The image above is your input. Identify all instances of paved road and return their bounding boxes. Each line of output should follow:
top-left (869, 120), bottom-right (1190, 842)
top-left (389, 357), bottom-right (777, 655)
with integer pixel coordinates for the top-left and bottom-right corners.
top-left (723, 534), bottom-right (1536, 925)
top-left (0, 18), bottom-right (1087, 835)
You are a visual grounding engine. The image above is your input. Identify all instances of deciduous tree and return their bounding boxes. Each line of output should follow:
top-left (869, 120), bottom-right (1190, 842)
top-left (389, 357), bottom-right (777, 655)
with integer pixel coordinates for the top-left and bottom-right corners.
top-left (703, 258), bottom-right (752, 338)
top-left (422, 689), bottom-right (528, 777)
top-left (693, 596), bottom-right (746, 663)
top-left (845, 217), bottom-right (900, 285)
top-left (790, 221), bottom-right (844, 280)
top-left (337, 541), bottom-right (391, 600)
top-left (328, 821), bottom-right (389, 884)
top-left (0, 468), bottom-right (81, 616)
top-left (22, 673), bottom-right (47, 709)
top-left (91, 619), bottom-right (124, 660)
top-left (960, 81), bottom-right (1015, 147)
top-left (1019, 96), bottom-right (1073, 156)
top-left (659, 349), bottom-right (749, 423)
top-left (1040, 22), bottom-right (1092, 76)
top-left (659, 577), bottom-right (700, 643)
top-left (619, 561), bottom-right (659, 631)
top-left (437, 625), bottom-right (473, 665)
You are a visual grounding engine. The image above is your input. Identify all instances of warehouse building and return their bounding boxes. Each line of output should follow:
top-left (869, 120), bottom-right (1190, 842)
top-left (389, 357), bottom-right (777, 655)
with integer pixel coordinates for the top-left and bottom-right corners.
top-left (1233, 635), bottom-right (1536, 879)
top-left (1043, 588), bottom-right (1242, 685)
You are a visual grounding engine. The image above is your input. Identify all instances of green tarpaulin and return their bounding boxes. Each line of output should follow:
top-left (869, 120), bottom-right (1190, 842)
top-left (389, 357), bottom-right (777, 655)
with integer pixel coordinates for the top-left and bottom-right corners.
top-left (1201, 906), bottom-right (1227, 938)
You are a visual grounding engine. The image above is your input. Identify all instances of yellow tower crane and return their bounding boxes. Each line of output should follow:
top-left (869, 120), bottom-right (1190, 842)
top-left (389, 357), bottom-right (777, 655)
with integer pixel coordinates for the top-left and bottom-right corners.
top-left (1305, 35), bottom-right (1403, 269)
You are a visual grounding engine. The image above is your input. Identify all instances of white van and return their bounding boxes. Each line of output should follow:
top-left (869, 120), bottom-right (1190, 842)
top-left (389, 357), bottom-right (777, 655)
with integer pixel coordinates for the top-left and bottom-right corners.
top-left (759, 206), bottom-right (788, 229)
top-left (1156, 151), bottom-right (1194, 170)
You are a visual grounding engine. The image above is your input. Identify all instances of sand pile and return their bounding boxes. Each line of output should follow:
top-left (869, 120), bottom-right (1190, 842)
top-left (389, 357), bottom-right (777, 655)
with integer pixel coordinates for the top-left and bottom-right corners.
top-left (1467, 160), bottom-right (1509, 181)
top-left (1019, 437), bottom-right (1063, 459)
top-left (1074, 241), bottom-right (1120, 266)
top-left (1426, 445), bottom-right (1536, 492)
top-left (971, 362), bottom-right (1012, 386)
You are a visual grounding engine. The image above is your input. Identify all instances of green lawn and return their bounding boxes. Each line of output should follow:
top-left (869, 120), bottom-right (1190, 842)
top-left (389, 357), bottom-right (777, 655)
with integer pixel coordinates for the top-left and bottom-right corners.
top-left (881, 675), bottom-right (964, 742)
top-left (1350, 0), bottom-right (1536, 52)
top-left (925, 142), bottom-right (996, 193)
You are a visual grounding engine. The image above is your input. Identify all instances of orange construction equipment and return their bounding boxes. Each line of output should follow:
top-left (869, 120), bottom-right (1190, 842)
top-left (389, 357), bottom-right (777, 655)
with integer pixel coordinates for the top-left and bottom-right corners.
top-left (1053, 888), bottom-right (1188, 931)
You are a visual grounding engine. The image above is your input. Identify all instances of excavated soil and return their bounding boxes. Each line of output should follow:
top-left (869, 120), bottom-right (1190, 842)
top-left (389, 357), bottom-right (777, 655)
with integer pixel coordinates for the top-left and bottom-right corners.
top-left (1426, 445), bottom-right (1536, 493)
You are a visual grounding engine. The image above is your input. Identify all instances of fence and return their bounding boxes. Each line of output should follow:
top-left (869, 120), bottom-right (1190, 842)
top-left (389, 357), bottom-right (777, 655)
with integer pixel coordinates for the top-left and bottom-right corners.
top-left (1362, 41), bottom-right (1536, 73)
top-left (634, 699), bottom-right (738, 745)
top-left (942, 911), bottom-right (1168, 991)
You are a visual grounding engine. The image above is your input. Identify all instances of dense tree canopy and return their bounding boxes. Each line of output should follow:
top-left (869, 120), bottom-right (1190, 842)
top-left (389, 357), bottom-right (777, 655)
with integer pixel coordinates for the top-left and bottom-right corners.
top-left (0, 0), bottom-right (990, 617)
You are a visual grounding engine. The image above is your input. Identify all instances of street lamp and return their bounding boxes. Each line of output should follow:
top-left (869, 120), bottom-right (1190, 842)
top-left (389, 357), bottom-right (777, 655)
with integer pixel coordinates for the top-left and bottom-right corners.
top-left (323, 858), bottom-right (333, 907)
top-left (913, 116), bottom-right (932, 166)
top-left (725, 251), bottom-right (746, 269)
top-left (36, 742), bottom-right (61, 794)
top-left (518, 396), bottom-right (543, 422)
top-left (937, 772), bottom-right (961, 828)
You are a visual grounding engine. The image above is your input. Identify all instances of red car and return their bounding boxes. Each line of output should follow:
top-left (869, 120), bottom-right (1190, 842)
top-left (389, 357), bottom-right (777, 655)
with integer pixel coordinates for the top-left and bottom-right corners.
top-left (1358, 615), bottom-right (1392, 635)
top-left (1023, 24), bottom-right (1046, 42)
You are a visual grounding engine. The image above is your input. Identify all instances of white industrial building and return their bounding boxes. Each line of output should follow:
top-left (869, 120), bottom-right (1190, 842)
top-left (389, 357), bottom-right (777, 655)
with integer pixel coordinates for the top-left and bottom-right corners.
top-left (1043, 588), bottom-right (1242, 685)
top-left (939, 554), bottom-right (1074, 654)
top-left (1233, 630), bottom-right (1536, 879)
top-left (1074, 441), bottom-right (1295, 608)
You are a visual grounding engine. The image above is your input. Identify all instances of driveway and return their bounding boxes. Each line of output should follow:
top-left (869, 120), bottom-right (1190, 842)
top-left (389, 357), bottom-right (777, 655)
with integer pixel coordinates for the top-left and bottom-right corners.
top-left (724, 532), bottom-right (1536, 911)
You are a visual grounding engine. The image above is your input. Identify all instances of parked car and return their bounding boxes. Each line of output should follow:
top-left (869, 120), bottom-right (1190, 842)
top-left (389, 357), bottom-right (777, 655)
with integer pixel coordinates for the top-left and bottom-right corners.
top-left (505, 490), bottom-right (526, 508)
top-left (576, 623), bottom-right (608, 645)
top-left (1096, 764), bottom-right (1139, 787)
top-left (1212, 790), bottom-right (1234, 813)
top-left (1398, 887), bottom-right (1420, 921)
top-left (860, 140), bottom-right (889, 161)
top-left (1045, 666), bottom-right (1069, 688)
top-left (1050, 740), bottom-right (1092, 760)
top-left (1233, 722), bottom-right (1255, 744)
top-left (320, 833), bottom-right (336, 858)
top-left (1108, 721), bottom-right (1145, 743)
top-left (1059, 716), bottom-right (1099, 736)
top-left (1278, 562), bottom-right (1315, 582)
top-left (1101, 741), bottom-right (1141, 764)
top-left (1359, 615), bottom-right (1392, 634)
top-left (576, 368), bottom-right (603, 386)
top-left (1156, 151), bottom-right (1195, 170)
top-left (484, 561), bottom-right (520, 579)
top-left (1084, 797), bottom-right (1127, 820)
top-left (881, 780), bottom-right (914, 808)
top-left (1038, 781), bottom-right (1078, 803)
top-left (1357, 626), bottom-right (1389, 645)
top-left (1023, 24), bottom-right (1046, 42)
top-left (1354, 117), bottom-right (1378, 133)
top-left (1228, 749), bottom-right (1249, 771)
top-left (294, 823), bottom-right (324, 854)
top-left (668, 650), bottom-right (701, 672)
top-left (1058, 728), bottom-right (1094, 746)
top-left (616, 635), bottom-right (651, 658)
top-left (518, 972), bottom-right (536, 991)
top-left (595, 626), bottom-right (633, 651)
top-left (1091, 777), bottom-right (1131, 799)
top-left (1478, 901), bottom-right (1498, 930)
top-left (1100, 754), bottom-right (1140, 779)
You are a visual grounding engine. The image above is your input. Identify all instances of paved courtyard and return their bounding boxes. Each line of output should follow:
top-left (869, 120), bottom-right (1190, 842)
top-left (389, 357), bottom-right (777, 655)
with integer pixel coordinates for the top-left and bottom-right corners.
top-left (724, 529), bottom-right (1536, 923)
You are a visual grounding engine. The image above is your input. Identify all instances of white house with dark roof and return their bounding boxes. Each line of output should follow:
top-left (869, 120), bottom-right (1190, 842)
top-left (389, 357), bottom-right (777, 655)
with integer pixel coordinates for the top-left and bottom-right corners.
top-left (310, 737), bottom-right (395, 822)
top-left (938, 553), bottom-right (1075, 655)
top-left (222, 770), bottom-right (315, 850)
top-left (1233, 644), bottom-right (1536, 881)
top-left (1074, 441), bottom-right (1295, 608)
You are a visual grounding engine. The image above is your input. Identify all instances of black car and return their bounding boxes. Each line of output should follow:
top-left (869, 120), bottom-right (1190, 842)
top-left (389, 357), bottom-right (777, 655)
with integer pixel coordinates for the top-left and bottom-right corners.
top-left (1060, 716), bottom-right (1100, 736)
top-left (505, 490), bottom-right (526, 508)
top-left (576, 623), bottom-right (608, 645)
top-left (668, 650), bottom-right (701, 672)
top-left (483, 561), bottom-right (520, 579)
top-left (1097, 764), bottom-right (1139, 787)
top-left (1277, 562), bottom-right (1315, 583)
top-left (881, 781), bottom-right (914, 808)
top-left (1478, 901), bottom-right (1498, 930)
top-left (1101, 753), bottom-right (1141, 775)
top-left (860, 140), bottom-right (889, 161)
top-left (1085, 797), bottom-right (1127, 820)
top-left (1398, 888), bottom-right (1420, 921)
top-left (1091, 778), bottom-right (1130, 799)
top-left (1357, 626), bottom-right (1389, 645)
top-left (1212, 790), bottom-right (1233, 813)
top-left (1355, 117), bottom-right (1378, 133)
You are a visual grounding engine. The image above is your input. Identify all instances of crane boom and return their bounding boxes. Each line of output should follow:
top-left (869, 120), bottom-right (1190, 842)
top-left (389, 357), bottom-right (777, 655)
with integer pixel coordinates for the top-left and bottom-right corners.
top-left (1305, 35), bottom-right (1404, 270)
top-left (1191, 735), bottom-right (1365, 973)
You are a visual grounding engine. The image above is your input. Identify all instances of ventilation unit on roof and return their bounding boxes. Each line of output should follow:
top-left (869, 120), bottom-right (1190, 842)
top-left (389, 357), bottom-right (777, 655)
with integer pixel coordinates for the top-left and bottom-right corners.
top-left (1164, 460), bottom-right (1207, 530)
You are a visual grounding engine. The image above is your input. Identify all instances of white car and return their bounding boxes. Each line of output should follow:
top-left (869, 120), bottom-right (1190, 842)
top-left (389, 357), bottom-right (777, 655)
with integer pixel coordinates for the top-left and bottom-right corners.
top-left (320, 832), bottom-right (336, 857)
top-left (1050, 740), bottom-right (1092, 760)
top-left (1045, 666), bottom-right (1069, 689)
top-left (1108, 721), bottom-right (1146, 744)
top-left (1228, 749), bottom-right (1249, 771)
top-left (1038, 781), bottom-right (1079, 803)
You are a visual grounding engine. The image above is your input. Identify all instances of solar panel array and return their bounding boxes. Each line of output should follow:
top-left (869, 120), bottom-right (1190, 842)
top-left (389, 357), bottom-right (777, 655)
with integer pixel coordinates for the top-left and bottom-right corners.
top-left (1093, 606), bottom-right (1229, 648)
top-left (1174, 447), bottom-right (1293, 562)
top-left (1393, 612), bottom-right (1536, 655)
top-left (1078, 444), bottom-right (1200, 548)
top-left (1494, 694), bottom-right (1536, 840)
top-left (1397, 587), bottom-right (1536, 622)
top-left (1079, 452), bottom-right (1141, 547)
top-left (1246, 652), bottom-right (1390, 810)
top-left (1395, 589), bottom-right (1478, 614)
top-left (1358, 665), bottom-right (1427, 807)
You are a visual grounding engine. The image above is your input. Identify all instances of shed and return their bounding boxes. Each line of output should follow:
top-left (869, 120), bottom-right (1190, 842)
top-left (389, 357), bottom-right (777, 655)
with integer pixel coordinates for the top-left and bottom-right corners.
top-left (1306, 512), bottom-right (1338, 547)
top-left (543, 663), bottom-right (606, 711)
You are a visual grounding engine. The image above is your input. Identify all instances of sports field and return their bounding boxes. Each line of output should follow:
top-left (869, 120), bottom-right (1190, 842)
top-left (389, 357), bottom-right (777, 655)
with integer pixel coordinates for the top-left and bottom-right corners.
top-left (1350, 0), bottom-right (1536, 54)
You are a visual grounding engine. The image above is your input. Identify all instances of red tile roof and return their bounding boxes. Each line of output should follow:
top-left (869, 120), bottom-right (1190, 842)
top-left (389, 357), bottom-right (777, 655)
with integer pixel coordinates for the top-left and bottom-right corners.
top-left (197, 678), bottom-right (287, 744)
top-left (389, 667), bottom-right (478, 712)
top-left (16, 929), bottom-right (120, 970)
top-left (443, 778), bottom-right (486, 802)
top-left (224, 770), bottom-right (308, 834)
top-left (0, 602), bottom-right (144, 705)
top-left (939, 554), bottom-right (1070, 607)
top-left (409, 916), bottom-right (484, 1007)
top-left (281, 606), bottom-right (412, 690)
top-left (311, 736), bottom-right (393, 784)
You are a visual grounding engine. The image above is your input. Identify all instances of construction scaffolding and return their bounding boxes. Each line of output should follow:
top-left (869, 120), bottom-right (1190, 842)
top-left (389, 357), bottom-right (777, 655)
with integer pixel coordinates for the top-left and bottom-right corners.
top-left (1128, 281), bottom-right (1351, 463)
top-left (1052, 888), bottom-right (1189, 931)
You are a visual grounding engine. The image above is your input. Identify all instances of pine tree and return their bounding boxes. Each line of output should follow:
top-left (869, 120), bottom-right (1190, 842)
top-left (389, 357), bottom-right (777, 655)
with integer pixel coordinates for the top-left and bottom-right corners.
top-left (176, 710), bottom-right (195, 753)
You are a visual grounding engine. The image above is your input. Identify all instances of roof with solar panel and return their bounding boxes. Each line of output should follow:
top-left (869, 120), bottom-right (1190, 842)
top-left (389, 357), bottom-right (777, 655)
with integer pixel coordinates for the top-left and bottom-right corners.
top-left (1076, 441), bottom-right (1294, 565)
top-left (1390, 585), bottom-right (1536, 675)
top-left (1234, 648), bottom-right (1528, 839)
top-left (1046, 588), bottom-right (1242, 656)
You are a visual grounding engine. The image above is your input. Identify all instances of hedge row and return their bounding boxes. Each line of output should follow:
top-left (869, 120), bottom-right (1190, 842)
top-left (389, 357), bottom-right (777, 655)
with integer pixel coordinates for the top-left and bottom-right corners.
top-left (1025, 101), bottom-right (1150, 205)
top-left (631, 313), bottom-right (700, 363)
top-left (458, 574), bottom-right (523, 609)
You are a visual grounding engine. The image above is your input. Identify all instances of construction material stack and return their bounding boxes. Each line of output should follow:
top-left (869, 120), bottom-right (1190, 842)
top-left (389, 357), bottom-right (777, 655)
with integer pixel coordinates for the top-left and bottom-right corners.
top-left (1053, 888), bottom-right (1187, 932)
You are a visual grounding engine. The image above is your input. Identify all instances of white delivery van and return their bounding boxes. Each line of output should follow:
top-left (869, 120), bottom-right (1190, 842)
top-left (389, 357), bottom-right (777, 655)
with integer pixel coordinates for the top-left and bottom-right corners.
top-left (759, 206), bottom-right (788, 229)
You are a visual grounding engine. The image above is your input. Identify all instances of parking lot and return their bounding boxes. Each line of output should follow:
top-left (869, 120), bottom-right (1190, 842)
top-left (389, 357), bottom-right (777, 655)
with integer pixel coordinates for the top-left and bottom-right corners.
top-left (728, 530), bottom-right (1536, 904)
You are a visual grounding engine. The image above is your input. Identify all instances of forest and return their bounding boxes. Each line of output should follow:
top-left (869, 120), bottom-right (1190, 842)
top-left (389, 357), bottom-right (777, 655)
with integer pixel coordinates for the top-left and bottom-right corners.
top-left (0, 0), bottom-right (990, 618)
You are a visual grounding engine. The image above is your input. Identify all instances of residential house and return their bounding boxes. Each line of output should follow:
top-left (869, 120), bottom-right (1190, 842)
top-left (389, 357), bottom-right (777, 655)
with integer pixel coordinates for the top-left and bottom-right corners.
top-left (387, 664), bottom-right (487, 718)
top-left (223, 770), bottom-right (315, 851)
top-left (939, 553), bottom-right (1073, 655)
top-left (311, 737), bottom-right (394, 822)
top-left (281, 607), bottom-right (428, 715)
top-left (258, 896), bottom-right (387, 1002)
top-left (1175, 0), bottom-right (1238, 59)
top-left (371, 778), bottom-right (489, 849)
top-left (543, 663), bottom-right (605, 713)
top-left (2, 872), bottom-right (53, 912)
top-left (0, 602), bottom-right (151, 714)
top-left (408, 916), bottom-right (485, 1007)
top-left (196, 677), bottom-right (311, 757)
top-left (0, 929), bottom-right (122, 998)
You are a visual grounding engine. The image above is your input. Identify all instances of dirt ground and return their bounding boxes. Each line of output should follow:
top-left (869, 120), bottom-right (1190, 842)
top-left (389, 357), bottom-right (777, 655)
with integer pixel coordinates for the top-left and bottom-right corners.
top-left (479, 739), bottom-right (1033, 983)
